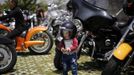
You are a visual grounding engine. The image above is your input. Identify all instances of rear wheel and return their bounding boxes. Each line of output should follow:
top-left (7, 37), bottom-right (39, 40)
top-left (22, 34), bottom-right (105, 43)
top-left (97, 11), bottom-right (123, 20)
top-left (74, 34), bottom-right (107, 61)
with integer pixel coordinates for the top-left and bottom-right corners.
top-left (102, 57), bottom-right (122, 75)
top-left (29, 31), bottom-right (53, 54)
top-left (0, 44), bottom-right (17, 74)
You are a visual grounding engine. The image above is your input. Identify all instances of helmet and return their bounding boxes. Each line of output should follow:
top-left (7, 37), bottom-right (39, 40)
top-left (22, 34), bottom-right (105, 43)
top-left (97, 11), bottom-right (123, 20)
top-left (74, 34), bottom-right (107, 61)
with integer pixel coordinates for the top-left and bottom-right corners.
top-left (60, 21), bottom-right (77, 40)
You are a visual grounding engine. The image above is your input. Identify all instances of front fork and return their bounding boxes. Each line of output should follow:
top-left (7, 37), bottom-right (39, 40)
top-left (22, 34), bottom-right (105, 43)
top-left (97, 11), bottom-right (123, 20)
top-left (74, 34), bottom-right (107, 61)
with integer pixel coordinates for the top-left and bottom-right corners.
top-left (108, 19), bottom-right (134, 60)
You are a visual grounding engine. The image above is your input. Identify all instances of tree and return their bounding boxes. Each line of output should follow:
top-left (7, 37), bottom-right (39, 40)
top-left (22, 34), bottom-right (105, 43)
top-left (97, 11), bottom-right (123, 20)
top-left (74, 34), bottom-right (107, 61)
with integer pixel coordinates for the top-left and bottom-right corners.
top-left (18, 0), bottom-right (37, 11)
top-left (0, 1), bottom-right (8, 11)
top-left (37, 2), bottom-right (48, 11)
top-left (0, 0), bottom-right (37, 11)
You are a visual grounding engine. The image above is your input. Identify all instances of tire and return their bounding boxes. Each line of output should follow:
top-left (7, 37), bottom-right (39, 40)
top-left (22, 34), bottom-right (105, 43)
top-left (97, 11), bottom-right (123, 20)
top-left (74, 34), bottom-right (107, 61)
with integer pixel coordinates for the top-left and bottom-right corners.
top-left (54, 48), bottom-right (63, 70)
top-left (102, 57), bottom-right (121, 75)
top-left (0, 44), bottom-right (17, 74)
top-left (29, 31), bottom-right (53, 54)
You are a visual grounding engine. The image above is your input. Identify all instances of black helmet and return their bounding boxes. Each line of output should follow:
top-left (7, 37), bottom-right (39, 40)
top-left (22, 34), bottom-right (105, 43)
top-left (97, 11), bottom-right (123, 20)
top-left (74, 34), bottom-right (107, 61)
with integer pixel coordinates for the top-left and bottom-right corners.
top-left (60, 21), bottom-right (77, 40)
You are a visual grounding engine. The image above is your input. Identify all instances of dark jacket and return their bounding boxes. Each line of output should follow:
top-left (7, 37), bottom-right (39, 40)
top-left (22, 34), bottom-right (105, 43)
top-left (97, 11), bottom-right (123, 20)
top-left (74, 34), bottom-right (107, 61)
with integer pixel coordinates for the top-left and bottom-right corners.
top-left (0, 7), bottom-right (25, 29)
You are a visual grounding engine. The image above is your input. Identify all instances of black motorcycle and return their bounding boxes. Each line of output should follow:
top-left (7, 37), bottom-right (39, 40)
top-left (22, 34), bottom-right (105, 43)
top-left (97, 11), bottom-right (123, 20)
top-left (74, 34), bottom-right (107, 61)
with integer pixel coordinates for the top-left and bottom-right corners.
top-left (54, 0), bottom-right (129, 70)
top-left (66, 0), bottom-right (126, 61)
top-left (0, 36), bottom-right (17, 74)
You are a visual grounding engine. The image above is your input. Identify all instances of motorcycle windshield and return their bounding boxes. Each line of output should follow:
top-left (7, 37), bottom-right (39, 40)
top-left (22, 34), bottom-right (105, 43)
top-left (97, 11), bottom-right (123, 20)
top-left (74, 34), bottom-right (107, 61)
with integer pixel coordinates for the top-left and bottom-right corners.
top-left (84, 0), bottom-right (109, 10)
top-left (69, 0), bottom-right (115, 30)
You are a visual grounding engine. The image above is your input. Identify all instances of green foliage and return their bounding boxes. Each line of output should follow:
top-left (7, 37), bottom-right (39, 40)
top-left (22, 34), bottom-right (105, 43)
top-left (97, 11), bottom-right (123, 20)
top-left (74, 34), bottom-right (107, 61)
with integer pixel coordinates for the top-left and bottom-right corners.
top-left (0, 1), bottom-right (8, 11)
top-left (37, 2), bottom-right (48, 11)
top-left (18, 0), bottom-right (37, 11)
top-left (0, 0), bottom-right (37, 11)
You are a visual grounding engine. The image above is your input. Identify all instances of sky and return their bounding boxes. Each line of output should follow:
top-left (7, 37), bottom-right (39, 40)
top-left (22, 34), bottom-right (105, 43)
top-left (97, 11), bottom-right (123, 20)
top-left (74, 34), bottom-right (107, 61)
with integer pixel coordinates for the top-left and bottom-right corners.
top-left (0, 0), bottom-right (5, 4)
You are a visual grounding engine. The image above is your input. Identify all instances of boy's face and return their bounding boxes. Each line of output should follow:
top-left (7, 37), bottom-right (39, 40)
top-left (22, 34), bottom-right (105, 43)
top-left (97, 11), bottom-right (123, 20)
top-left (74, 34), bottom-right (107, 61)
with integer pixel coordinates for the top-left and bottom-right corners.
top-left (63, 31), bottom-right (70, 39)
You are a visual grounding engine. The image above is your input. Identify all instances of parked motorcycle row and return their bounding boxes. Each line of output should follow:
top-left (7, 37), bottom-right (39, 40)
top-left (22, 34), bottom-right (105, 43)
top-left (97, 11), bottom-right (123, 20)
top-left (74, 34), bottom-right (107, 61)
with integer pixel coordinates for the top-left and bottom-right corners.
top-left (0, 0), bottom-right (134, 74)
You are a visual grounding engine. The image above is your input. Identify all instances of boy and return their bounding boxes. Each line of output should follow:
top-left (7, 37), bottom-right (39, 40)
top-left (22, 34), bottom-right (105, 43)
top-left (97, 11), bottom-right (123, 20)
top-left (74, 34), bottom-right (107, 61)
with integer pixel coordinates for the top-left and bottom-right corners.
top-left (59, 21), bottom-right (78, 75)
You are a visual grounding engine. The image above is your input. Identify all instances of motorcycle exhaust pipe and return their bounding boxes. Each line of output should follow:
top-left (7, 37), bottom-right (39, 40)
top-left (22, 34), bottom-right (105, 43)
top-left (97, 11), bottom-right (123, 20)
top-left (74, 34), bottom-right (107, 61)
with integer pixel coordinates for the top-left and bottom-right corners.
top-left (24, 41), bottom-right (45, 48)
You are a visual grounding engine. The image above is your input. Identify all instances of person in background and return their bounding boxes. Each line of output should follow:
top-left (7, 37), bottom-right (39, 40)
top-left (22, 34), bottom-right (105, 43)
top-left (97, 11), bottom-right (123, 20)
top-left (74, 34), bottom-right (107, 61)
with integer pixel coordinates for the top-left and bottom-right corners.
top-left (0, 0), bottom-right (26, 39)
top-left (36, 5), bottom-right (45, 25)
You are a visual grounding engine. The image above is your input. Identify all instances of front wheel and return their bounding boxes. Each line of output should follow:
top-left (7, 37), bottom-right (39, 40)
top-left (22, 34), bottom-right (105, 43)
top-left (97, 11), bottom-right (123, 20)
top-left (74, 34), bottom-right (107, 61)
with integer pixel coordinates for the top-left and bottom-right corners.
top-left (54, 48), bottom-right (63, 70)
top-left (102, 57), bottom-right (122, 75)
top-left (0, 44), bottom-right (17, 74)
top-left (29, 31), bottom-right (53, 54)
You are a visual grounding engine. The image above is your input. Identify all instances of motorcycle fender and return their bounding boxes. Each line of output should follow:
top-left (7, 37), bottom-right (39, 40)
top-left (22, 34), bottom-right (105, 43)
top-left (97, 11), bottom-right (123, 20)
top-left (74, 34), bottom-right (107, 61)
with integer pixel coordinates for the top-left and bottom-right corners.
top-left (0, 36), bottom-right (13, 44)
top-left (0, 24), bottom-right (11, 32)
top-left (25, 26), bottom-right (48, 41)
top-left (113, 43), bottom-right (132, 60)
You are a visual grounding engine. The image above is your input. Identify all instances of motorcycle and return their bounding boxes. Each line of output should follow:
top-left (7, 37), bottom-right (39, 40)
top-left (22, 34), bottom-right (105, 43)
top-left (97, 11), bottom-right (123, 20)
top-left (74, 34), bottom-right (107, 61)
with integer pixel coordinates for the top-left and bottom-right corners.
top-left (46, 2), bottom-right (72, 37)
top-left (0, 36), bottom-right (17, 73)
top-left (66, 0), bottom-right (132, 64)
top-left (0, 15), bottom-right (53, 54)
top-left (53, 0), bottom-right (125, 69)
top-left (102, 0), bottom-right (134, 75)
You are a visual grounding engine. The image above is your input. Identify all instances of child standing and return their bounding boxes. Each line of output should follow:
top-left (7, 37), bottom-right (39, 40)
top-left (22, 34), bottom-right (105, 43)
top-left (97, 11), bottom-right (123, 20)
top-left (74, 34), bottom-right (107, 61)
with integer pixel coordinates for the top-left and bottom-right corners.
top-left (59, 21), bottom-right (78, 75)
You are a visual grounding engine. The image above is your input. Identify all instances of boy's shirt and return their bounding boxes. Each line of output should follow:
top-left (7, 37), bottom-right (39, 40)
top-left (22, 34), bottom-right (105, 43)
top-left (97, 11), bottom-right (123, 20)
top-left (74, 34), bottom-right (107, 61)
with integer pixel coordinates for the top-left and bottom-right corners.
top-left (59, 38), bottom-right (78, 54)
top-left (64, 39), bottom-right (73, 49)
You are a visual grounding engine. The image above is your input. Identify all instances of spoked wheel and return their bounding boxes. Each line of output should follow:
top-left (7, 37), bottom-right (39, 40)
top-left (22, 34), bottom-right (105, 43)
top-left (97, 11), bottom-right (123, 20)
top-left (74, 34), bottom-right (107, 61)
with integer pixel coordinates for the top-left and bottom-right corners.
top-left (0, 44), bottom-right (17, 74)
top-left (29, 31), bottom-right (53, 54)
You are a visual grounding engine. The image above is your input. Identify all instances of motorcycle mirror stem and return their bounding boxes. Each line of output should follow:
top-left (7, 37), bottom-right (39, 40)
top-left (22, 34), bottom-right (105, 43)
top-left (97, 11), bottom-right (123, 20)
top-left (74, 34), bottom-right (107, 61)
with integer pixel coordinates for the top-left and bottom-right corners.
top-left (114, 8), bottom-right (123, 17)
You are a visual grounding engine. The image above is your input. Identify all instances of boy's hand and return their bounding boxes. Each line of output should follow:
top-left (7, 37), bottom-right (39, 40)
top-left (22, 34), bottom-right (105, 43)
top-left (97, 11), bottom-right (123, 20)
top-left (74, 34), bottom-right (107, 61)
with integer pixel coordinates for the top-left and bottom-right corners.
top-left (61, 48), bottom-right (65, 52)
top-left (66, 48), bottom-right (71, 52)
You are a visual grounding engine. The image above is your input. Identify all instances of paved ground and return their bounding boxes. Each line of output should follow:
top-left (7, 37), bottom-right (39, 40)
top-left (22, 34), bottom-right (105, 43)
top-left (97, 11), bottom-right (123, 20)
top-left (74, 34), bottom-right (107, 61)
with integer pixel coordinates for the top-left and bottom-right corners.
top-left (2, 46), bottom-right (102, 75)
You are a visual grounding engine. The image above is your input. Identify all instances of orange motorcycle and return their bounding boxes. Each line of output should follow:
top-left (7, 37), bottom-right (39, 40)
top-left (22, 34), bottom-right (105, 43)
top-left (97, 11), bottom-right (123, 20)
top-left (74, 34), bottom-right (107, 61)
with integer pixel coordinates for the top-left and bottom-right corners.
top-left (0, 23), bottom-right (53, 54)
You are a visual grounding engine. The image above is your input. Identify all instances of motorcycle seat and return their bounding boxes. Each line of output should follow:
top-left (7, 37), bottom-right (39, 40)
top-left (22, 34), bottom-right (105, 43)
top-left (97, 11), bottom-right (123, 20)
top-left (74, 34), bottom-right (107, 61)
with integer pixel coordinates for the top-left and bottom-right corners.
top-left (19, 24), bottom-right (31, 37)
